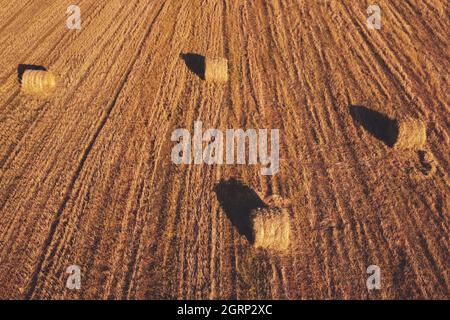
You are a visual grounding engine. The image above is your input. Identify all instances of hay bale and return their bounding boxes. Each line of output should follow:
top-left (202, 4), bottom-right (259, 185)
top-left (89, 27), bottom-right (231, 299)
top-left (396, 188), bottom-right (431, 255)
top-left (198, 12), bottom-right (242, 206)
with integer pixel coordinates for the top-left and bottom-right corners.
top-left (251, 205), bottom-right (290, 252)
top-left (394, 117), bottom-right (427, 150)
top-left (205, 57), bottom-right (228, 83)
top-left (21, 70), bottom-right (57, 95)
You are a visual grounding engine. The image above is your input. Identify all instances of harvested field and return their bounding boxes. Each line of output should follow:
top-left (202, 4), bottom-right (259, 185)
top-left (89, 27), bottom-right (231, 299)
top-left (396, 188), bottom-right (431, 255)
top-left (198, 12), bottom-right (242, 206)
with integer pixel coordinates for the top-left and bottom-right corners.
top-left (0, 0), bottom-right (449, 299)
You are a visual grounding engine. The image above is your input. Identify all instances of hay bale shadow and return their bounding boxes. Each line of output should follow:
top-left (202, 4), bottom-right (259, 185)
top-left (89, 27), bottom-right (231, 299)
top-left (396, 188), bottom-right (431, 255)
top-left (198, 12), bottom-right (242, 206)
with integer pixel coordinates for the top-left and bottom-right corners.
top-left (181, 53), bottom-right (205, 80)
top-left (214, 178), bottom-right (267, 244)
top-left (18, 64), bottom-right (47, 84)
top-left (349, 105), bottom-right (398, 147)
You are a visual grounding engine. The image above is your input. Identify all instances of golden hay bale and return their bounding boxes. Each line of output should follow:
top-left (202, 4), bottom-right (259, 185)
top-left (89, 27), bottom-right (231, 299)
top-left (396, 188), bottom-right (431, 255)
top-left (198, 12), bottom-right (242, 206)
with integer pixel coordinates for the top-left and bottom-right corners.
top-left (21, 70), bottom-right (57, 95)
top-left (251, 206), bottom-right (290, 252)
top-left (205, 57), bottom-right (228, 83)
top-left (394, 117), bottom-right (427, 150)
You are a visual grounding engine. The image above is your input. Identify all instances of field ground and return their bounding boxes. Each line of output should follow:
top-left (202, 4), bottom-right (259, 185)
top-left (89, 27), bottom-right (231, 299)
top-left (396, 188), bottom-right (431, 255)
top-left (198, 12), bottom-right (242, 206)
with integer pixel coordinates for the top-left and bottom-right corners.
top-left (0, 0), bottom-right (449, 299)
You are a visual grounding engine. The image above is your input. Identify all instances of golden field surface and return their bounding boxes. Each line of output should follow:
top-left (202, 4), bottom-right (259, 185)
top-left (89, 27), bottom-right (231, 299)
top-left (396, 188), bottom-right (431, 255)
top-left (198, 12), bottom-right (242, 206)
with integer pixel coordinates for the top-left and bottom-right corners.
top-left (0, 0), bottom-right (448, 299)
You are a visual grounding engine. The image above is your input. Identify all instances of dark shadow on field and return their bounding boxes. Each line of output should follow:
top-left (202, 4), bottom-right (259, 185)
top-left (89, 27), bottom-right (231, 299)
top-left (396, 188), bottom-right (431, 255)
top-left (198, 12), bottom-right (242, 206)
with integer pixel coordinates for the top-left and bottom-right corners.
top-left (214, 178), bottom-right (267, 244)
top-left (180, 53), bottom-right (205, 80)
top-left (17, 64), bottom-right (47, 84)
top-left (349, 105), bottom-right (398, 147)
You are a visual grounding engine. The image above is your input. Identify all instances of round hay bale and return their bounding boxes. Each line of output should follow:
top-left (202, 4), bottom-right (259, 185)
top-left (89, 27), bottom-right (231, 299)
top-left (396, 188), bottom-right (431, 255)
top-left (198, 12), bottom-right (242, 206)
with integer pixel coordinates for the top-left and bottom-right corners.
top-left (205, 57), bottom-right (228, 83)
top-left (21, 70), bottom-right (57, 95)
top-left (394, 117), bottom-right (426, 150)
top-left (251, 206), bottom-right (290, 252)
